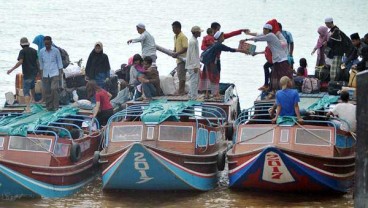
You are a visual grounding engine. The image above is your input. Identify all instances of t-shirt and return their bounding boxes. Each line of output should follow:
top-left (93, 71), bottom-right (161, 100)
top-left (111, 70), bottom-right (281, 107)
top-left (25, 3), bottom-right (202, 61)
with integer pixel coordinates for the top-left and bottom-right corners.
top-left (331, 103), bottom-right (356, 132)
top-left (174, 32), bottom-right (188, 63)
top-left (275, 88), bottom-right (300, 116)
top-left (17, 46), bottom-right (38, 79)
top-left (95, 89), bottom-right (113, 111)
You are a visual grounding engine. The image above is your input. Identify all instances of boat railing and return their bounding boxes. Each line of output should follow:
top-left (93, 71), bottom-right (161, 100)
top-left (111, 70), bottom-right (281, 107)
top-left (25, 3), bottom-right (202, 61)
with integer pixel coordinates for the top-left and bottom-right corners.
top-left (29, 129), bottom-right (59, 153)
top-left (36, 125), bottom-right (73, 140)
top-left (62, 114), bottom-right (101, 129)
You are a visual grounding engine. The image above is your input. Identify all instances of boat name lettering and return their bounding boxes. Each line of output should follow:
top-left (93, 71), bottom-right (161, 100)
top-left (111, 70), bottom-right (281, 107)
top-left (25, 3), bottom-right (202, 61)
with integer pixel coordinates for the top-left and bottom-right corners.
top-left (262, 151), bottom-right (295, 184)
top-left (134, 152), bottom-right (153, 184)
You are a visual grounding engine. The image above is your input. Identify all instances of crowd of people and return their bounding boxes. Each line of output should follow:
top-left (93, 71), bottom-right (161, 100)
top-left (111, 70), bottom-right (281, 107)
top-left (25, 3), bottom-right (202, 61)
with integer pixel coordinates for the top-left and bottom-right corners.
top-left (7, 18), bottom-right (365, 130)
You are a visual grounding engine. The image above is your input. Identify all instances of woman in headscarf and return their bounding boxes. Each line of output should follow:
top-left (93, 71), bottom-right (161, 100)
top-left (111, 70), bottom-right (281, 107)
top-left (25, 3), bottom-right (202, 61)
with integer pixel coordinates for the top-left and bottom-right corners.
top-left (311, 26), bottom-right (329, 66)
top-left (85, 42), bottom-right (111, 88)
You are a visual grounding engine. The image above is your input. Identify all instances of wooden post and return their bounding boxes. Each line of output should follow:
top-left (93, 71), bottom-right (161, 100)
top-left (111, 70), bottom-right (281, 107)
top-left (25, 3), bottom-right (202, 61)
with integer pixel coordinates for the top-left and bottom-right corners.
top-left (354, 70), bottom-right (368, 207)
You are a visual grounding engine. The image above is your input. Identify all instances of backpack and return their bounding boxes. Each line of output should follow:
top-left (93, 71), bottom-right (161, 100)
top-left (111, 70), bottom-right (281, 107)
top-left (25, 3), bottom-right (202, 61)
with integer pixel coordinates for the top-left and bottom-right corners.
top-left (56, 47), bottom-right (70, 68)
top-left (302, 77), bottom-right (320, 93)
top-left (200, 44), bottom-right (217, 65)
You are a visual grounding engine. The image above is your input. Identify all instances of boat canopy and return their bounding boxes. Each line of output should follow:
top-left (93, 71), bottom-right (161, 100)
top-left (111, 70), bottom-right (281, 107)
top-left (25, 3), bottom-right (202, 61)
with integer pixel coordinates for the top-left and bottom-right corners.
top-left (0, 104), bottom-right (79, 136)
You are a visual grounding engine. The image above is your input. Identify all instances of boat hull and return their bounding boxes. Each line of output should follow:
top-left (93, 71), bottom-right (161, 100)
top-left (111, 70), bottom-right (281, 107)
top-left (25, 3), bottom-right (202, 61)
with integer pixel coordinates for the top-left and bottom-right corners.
top-left (101, 143), bottom-right (219, 191)
top-left (228, 146), bottom-right (354, 193)
top-left (0, 164), bottom-right (96, 198)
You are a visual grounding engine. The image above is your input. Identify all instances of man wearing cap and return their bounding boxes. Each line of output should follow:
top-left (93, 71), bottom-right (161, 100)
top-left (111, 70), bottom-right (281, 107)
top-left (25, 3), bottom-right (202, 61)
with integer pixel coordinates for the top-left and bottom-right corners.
top-left (127, 23), bottom-right (157, 63)
top-left (186, 26), bottom-right (203, 100)
top-left (39, 36), bottom-right (63, 111)
top-left (171, 21), bottom-right (188, 95)
top-left (324, 17), bottom-right (354, 81)
top-left (7, 37), bottom-right (39, 112)
top-left (246, 24), bottom-right (292, 93)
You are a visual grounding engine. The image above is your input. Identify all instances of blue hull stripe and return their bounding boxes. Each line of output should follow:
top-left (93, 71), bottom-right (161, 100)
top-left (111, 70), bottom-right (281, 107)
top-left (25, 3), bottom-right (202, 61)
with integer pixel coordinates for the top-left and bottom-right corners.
top-left (0, 165), bottom-right (95, 198)
top-left (102, 143), bottom-right (217, 191)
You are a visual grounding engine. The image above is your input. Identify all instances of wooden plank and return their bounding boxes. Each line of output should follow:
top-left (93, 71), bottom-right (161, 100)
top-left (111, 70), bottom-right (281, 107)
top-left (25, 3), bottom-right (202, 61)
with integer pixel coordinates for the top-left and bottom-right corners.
top-left (354, 70), bottom-right (368, 206)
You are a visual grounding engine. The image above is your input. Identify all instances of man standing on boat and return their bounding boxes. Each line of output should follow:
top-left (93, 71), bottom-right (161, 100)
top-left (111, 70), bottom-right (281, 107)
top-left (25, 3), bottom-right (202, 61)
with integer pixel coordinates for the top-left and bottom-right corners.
top-left (7, 37), bottom-right (39, 113)
top-left (186, 26), bottom-right (203, 100)
top-left (127, 23), bottom-right (157, 64)
top-left (171, 21), bottom-right (188, 95)
top-left (39, 36), bottom-right (63, 111)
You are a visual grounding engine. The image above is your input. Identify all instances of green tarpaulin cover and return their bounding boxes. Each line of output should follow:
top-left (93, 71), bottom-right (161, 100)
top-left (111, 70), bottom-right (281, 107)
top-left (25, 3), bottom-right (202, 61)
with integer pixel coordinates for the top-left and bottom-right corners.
top-left (306, 95), bottom-right (339, 111)
top-left (0, 104), bottom-right (78, 136)
top-left (141, 100), bottom-right (200, 124)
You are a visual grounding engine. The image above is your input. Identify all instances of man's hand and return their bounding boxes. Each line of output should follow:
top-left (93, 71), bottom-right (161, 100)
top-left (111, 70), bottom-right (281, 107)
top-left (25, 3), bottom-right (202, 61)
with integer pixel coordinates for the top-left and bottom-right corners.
top-left (127, 39), bottom-right (132, 44)
top-left (172, 52), bottom-right (178, 58)
top-left (271, 118), bottom-right (277, 124)
top-left (7, 69), bottom-right (12, 75)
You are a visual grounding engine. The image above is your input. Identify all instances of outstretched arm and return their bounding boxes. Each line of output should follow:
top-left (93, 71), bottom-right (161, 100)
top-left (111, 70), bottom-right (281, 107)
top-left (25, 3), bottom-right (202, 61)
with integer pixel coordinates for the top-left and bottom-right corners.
top-left (7, 59), bottom-right (23, 74)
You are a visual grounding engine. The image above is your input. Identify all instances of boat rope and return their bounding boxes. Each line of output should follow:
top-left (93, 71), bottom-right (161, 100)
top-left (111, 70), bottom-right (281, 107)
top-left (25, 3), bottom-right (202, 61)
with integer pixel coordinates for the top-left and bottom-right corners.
top-left (235, 125), bottom-right (278, 145)
top-left (293, 120), bottom-right (332, 145)
top-left (25, 134), bottom-right (62, 165)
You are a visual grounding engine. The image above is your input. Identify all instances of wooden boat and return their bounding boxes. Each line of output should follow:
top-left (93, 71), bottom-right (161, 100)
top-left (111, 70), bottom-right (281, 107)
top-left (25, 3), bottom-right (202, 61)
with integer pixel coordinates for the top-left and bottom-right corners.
top-left (0, 105), bottom-right (102, 198)
top-left (97, 100), bottom-right (230, 191)
top-left (227, 95), bottom-right (356, 193)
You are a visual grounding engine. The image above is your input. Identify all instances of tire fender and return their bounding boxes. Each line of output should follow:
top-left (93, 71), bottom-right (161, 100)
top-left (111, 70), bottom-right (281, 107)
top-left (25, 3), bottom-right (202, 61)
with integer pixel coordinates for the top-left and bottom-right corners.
top-left (70, 142), bottom-right (82, 163)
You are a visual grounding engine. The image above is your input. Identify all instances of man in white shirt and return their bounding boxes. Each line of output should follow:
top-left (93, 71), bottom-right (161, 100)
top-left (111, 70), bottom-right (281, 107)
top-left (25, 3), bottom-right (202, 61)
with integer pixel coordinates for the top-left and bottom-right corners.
top-left (127, 23), bottom-right (157, 63)
top-left (327, 90), bottom-right (356, 132)
top-left (185, 26), bottom-right (203, 100)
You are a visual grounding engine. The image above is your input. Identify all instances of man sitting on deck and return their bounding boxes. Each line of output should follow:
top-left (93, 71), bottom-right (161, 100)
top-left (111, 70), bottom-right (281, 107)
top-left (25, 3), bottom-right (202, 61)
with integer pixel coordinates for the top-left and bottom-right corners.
top-left (138, 56), bottom-right (163, 101)
top-left (272, 76), bottom-right (303, 124)
top-left (326, 90), bottom-right (356, 133)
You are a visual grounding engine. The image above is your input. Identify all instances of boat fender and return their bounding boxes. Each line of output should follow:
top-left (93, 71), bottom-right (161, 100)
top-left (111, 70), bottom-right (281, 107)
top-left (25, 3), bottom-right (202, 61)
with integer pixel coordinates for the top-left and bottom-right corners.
top-left (70, 142), bottom-right (82, 163)
top-left (93, 151), bottom-right (100, 165)
top-left (225, 126), bottom-right (234, 141)
top-left (217, 151), bottom-right (226, 171)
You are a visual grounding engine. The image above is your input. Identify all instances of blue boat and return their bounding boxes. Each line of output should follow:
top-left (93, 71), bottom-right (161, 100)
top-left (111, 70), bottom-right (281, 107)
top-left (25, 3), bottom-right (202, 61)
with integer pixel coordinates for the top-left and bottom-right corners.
top-left (97, 100), bottom-right (230, 191)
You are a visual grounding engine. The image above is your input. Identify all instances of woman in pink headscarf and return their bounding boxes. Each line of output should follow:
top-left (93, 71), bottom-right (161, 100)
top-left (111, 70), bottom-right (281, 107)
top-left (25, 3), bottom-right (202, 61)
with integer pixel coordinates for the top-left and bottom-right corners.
top-left (311, 26), bottom-right (329, 66)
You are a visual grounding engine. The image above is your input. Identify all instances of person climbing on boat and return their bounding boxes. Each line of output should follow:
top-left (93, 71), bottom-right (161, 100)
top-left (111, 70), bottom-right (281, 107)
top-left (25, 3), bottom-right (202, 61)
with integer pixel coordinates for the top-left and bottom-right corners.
top-left (326, 90), bottom-right (356, 132)
top-left (87, 80), bottom-right (113, 126)
top-left (272, 76), bottom-right (303, 124)
top-left (85, 42), bottom-right (111, 88)
top-left (7, 37), bottom-right (39, 113)
top-left (200, 31), bottom-right (245, 99)
top-left (246, 24), bottom-right (292, 96)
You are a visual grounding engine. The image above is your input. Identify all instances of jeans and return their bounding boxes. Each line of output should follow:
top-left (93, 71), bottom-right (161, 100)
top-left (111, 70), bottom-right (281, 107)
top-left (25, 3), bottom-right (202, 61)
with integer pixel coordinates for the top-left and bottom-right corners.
top-left (142, 83), bottom-right (157, 99)
top-left (96, 72), bottom-right (110, 88)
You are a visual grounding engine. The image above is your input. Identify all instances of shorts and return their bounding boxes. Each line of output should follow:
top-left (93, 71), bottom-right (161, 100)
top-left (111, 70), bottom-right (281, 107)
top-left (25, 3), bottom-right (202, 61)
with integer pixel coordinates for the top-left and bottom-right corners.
top-left (23, 78), bottom-right (35, 96)
top-left (176, 61), bottom-right (187, 81)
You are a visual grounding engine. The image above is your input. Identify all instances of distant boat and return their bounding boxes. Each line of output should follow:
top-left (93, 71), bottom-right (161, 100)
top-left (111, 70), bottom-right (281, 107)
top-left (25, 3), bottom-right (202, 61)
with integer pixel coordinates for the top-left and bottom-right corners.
top-left (97, 100), bottom-right (230, 191)
top-left (0, 105), bottom-right (102, 198)
top-left (227, 96), bottom-right (356, 193)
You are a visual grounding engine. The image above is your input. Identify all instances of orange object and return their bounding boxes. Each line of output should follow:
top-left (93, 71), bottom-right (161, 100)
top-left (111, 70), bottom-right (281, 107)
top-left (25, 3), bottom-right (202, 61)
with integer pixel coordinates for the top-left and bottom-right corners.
top-left (16, 73), bottom-right (23, 91)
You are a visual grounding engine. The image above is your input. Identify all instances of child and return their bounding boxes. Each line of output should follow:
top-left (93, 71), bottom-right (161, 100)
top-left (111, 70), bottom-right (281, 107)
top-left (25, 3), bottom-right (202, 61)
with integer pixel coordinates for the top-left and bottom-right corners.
top-left (201, 28), bottom-right (214, 51)
top-left (297, 58), bottom-right (308, 77)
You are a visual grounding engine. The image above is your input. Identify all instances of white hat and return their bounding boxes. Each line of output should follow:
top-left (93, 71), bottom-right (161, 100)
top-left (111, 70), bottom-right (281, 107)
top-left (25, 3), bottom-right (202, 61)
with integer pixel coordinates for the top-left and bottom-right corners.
top-left (214, 31), bottom-right (223, 39)
top-left (136, 23), bottom-right (145, 29)
top-left (263, 24), bottom-right (273, 31)
top-left (82, 121), bottom-right (89, 128)
top-left (325, 17), bottom-right (333, 23)
top-left (191, 26), bottom-right (204, 33)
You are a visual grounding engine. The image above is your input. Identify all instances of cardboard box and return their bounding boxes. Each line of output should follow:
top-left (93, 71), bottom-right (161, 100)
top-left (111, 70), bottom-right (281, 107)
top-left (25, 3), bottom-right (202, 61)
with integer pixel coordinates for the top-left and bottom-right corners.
top-left (238, 40), bottom-right (256, 55)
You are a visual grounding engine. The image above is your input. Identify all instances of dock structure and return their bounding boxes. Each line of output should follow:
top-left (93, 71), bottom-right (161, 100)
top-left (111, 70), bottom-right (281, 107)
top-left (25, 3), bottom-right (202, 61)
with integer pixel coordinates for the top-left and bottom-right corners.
top-left (355, 71), bottom-right (368, 207)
